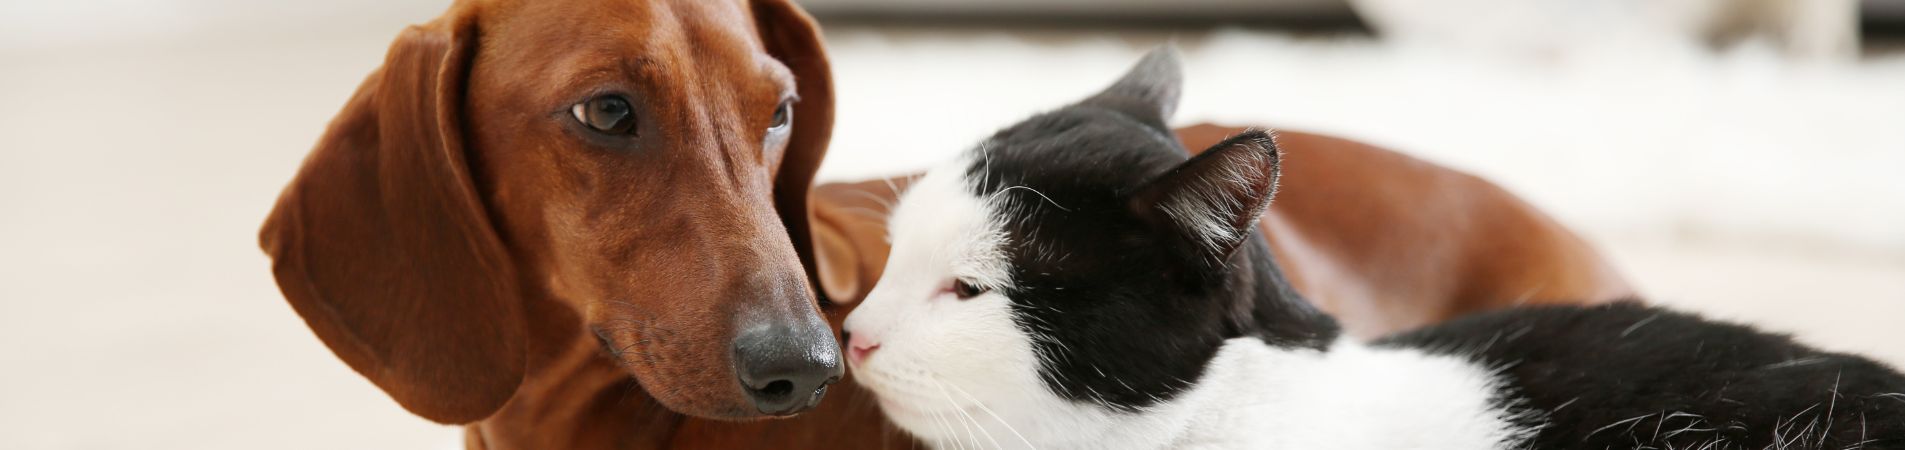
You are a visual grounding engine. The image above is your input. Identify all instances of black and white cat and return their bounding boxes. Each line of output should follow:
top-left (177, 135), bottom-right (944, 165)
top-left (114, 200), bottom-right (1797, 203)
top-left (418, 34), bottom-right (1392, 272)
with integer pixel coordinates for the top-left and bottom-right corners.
top-left (841, 47), bottom-right (1905, 450)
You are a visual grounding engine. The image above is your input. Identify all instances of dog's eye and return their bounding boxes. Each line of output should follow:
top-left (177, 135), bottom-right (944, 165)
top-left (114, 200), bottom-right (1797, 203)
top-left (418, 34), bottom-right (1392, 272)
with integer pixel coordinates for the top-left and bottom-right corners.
top-left (951, 279), bottom-right (986, 300)
top-left (768, 100), bottom-right (793, 131)
top-left (572, 95), bottom-right (637, 135)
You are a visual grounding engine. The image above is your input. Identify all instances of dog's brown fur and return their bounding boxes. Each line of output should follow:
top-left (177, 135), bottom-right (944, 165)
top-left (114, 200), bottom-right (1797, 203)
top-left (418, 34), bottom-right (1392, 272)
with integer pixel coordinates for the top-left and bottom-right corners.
top-left (261, 0), bottom-right (1632, 447)
top-left (261, 0), bottom-right (835, 426)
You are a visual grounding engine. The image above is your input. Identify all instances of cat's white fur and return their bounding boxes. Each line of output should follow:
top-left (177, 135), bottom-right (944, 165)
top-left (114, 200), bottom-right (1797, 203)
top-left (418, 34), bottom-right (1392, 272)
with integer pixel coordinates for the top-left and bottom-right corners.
top-left (846, 162), bottom-right (1539, 449)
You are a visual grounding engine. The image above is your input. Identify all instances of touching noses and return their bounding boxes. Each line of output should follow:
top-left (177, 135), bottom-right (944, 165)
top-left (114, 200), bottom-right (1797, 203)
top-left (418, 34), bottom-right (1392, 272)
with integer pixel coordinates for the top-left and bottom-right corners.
top-left (732, 316), bottom-right (842, 416)
top-left (842, 329), bottom-right (881, 366)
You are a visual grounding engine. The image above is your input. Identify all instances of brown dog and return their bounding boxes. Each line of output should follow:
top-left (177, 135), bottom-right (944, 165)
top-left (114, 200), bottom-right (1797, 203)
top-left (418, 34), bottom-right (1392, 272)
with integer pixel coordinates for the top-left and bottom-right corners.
top-left (261, 0), bottom-right (1632, 448)
top-left (260, 0), bottom-right (841, 432)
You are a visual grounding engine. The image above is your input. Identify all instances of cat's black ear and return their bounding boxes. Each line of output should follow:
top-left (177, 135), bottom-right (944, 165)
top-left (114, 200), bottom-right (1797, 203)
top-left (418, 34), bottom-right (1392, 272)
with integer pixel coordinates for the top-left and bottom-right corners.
top-left (1077, 46), bottom-right (1182, 128)
top-left (1128, 129), bottom-right (1281, 262)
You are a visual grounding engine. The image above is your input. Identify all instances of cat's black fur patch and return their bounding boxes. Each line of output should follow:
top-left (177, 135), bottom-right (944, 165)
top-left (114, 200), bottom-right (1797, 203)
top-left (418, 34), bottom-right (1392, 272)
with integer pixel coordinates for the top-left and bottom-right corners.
top-left (960, 52), bottom-right (1339, 410)
top-left (1380, 302), bottom-right (1905, 449)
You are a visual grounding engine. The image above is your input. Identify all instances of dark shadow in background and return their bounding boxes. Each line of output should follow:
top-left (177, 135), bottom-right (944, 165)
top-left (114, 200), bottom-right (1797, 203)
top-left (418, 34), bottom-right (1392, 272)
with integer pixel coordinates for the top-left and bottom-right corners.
top-left (805, 0), bottom-right (1905, 57)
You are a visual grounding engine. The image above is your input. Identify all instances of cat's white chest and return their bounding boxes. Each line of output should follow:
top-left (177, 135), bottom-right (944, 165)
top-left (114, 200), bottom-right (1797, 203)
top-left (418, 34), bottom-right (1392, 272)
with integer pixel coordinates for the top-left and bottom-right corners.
top-left (1157, 339), bottom-right (1534, 450)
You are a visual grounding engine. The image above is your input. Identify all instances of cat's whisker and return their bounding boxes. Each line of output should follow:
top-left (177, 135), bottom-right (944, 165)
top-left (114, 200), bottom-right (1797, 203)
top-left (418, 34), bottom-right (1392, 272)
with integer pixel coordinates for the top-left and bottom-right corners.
top-left (928, 376), bottom-right (1005, 450)
top-left (990, 185), bottom-right (1071, 212)
top-left (939, 376), bottom-right (1039, 450)
top-left (934, 384), bottom-right (988, 450)
top-left (945, 405), bottom-right (984, 450)
top-left (881, 175), bottom-right (905, 199)
top-left (923, 401), bottom-right (966, 450)
top-left (979, 142), bottom-right (993, 190)
top-left (848, 189), bottom-right (898, 215)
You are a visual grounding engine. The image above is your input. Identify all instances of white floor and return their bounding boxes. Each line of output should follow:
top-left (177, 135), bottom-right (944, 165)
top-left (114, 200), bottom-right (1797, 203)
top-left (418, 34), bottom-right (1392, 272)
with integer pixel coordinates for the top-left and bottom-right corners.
top-left (1, 16), bottom-right (1901, 450)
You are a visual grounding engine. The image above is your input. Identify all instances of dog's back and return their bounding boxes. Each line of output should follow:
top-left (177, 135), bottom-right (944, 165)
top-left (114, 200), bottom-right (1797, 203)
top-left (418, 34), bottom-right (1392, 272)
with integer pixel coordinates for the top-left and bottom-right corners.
top-left (1382, 302), bottom-right (1905, 449)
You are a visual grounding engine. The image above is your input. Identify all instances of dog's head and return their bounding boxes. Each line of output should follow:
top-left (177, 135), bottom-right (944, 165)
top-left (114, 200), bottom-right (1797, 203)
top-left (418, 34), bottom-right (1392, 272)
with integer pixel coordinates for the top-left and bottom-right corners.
top-left (261, 0), bottom-right (839, 423)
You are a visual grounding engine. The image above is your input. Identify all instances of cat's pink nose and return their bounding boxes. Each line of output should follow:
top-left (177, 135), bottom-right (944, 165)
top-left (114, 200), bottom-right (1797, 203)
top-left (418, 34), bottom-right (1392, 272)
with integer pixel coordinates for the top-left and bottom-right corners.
top-left (846, 332), bottom-right (881, 366)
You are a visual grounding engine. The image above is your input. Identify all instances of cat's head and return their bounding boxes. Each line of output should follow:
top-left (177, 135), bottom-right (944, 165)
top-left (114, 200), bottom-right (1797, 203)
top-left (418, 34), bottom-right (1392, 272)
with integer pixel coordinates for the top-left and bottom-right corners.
top-left (842, 47), bottom-right (1336, 446)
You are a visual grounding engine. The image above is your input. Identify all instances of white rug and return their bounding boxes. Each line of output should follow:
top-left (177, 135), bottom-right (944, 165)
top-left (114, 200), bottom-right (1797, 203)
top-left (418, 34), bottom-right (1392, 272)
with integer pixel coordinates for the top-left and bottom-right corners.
top-left (819, 27), bottom-right (1905, 257)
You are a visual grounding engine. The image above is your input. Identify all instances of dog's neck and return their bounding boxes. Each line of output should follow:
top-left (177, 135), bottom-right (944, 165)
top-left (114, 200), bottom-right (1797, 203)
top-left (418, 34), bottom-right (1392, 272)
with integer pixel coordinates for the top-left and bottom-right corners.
top-left (465, 289), bottom-right (683, 450)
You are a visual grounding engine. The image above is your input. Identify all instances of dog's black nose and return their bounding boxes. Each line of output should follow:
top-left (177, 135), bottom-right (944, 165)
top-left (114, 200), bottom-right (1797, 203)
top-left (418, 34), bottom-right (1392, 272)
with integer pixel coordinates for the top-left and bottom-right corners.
top-left (733, 321), bottom-right (842, 416)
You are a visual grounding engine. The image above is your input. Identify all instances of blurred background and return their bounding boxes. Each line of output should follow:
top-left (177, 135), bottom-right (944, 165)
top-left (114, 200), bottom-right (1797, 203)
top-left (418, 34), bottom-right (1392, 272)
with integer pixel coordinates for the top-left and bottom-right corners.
top-left (2, 0), bottom-right (1902, 448)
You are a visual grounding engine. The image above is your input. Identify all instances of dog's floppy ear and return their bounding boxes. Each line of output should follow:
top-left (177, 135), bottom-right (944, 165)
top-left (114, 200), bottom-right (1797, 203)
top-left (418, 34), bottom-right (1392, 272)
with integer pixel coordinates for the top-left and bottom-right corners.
top-left (259, 13), bottom-right (524, 425)
top-left (811, 213), bottom-right (864, 305)
top-left (1078, 46), bottom-right (1183, 130)
top-left (753, 0), bottom-right (837, 303)
top-left (806, 175), bottom-right (919, 305)
top-left (1128, 130), bottom-right (1282, 263)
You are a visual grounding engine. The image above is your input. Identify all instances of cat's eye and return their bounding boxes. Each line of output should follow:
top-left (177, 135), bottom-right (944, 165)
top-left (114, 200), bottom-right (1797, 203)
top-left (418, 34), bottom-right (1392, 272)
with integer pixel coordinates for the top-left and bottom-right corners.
top-left (768, 100), bottom-right (793, 132)
top-left (951, 279), bottom-right (986, 300)
top-left (572, 95), bottom-right (637, 135)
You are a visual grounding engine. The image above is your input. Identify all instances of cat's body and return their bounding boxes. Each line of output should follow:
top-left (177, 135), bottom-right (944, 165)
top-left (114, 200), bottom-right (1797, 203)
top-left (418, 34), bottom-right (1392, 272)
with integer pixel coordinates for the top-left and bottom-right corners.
top-left (1386, 302), bottom-right (1905, 449)
top-left (842, 48), bottom-right (1905, 450)
top-left (1137, 337), bottom-right (1533, 449)
top-left (1026, 302), bottom-right (1905, 450)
